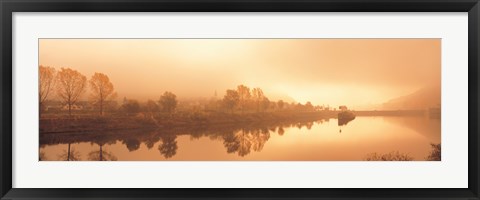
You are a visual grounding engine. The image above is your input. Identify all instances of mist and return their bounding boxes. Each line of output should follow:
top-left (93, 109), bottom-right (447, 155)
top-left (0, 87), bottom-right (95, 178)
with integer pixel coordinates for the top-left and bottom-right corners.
top-left (39, 39), bottom-right (440, 109)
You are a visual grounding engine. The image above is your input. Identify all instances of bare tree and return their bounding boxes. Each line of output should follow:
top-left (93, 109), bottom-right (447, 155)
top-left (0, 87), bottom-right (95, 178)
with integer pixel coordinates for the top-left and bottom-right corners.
top-left (56, 67), bottom-right (87, 116)
top-left (39, 65), bottom-right (56, 114)
top-left (89, 72), bottom-right (117, 115)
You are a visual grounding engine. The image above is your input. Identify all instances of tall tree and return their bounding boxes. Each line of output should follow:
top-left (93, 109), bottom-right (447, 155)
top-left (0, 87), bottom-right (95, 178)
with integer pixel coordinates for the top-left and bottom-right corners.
top-left (223, 89), bottom-right (239, 113)
top-left (159, 91), bottom-right (178, 115)
top-left (39, 65), bottom-right (56, 113)
top-left (56, 68), bottom-right (87, 116)
top-left (89, 72), bottom-right (117, 115)
top-left (252, 87), bottom-right (264, 112)
top-left (236, 85), bottom-right (251, 114)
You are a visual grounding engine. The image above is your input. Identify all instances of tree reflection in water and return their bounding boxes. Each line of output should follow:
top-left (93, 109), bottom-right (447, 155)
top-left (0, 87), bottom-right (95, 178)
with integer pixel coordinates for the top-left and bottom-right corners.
top-left (88, 138), bottom-right (118, 161)
top-left (277, 126), bottom-right (285, 136)
top-left (158, 134), bottom-right (178, 159)
top-left (88, 146), bottom-right (118, 161)
top-left (122, 138), bottom-right (141, 152)
top-left (58, 143), bottom-right (81, 161)
top-left (144, 132), bottom-right (160, 149)
top-left (39, 150), bottom-right (47, 161)
top-left (222, 127), bottom-right (270, 157)
top-left (222, 131), bottom-right (239, 154)
top-left (41, 118), bottom-right (342, 160)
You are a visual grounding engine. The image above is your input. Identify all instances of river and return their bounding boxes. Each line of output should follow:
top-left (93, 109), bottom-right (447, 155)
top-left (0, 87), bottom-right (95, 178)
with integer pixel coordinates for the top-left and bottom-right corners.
top-left (39, 116), bottom-right (441, 161)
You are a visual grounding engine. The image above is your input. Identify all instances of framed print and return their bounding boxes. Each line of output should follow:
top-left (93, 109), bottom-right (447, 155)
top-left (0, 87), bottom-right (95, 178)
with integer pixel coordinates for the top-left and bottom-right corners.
top-left (1, 0), bottom-right (479, 199)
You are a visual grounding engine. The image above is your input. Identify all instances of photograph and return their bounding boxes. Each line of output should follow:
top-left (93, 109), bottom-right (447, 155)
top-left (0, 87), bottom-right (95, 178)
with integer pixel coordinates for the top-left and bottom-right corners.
top-left (38, 38), bottom-right (441, 161)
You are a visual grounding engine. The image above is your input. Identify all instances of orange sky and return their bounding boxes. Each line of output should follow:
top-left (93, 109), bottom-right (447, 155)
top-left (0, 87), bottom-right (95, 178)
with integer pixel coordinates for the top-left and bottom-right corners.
top-left (39, 39), bottom-right (440, 109)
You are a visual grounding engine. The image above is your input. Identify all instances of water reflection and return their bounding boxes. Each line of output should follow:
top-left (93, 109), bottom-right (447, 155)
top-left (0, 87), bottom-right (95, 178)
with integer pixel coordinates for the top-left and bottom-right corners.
top-left (39, 116), bottom-right (440, 161)
top-left (123, 139), bottom-right (141, 152)
top-left (88, 142), bottom-right (118, 161)
top-left (277, 127), bottom-right (285, 136)
top-left (57, 143), bottom-right (81, 161)
top-left (222, 128), bottom-right (270, 157)
top-left (158, 134), bottom-right (178, 159)
top-left (39, 149), bottom-right (47, 161)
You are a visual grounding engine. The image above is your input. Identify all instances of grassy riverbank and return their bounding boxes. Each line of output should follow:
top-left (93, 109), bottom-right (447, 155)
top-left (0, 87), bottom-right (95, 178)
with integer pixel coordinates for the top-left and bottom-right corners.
top-left (40, 111), bottom-right (338, 134)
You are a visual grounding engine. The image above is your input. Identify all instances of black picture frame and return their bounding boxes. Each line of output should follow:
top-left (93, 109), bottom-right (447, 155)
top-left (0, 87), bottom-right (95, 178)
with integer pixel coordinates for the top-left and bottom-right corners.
top-left (1, 0), bottom-right (479, 199)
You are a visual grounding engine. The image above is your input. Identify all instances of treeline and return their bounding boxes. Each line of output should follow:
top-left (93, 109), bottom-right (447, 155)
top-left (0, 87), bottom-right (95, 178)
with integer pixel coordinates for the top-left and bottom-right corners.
top-left (95, 84), bottom-right (332, 120)
top-left (40, 65), bottom-right (182, 118)
top-left (40, 65), bottom-right (116, 116)
top-left (40, 66), bottom-right (335, 119)
top-left (219, 85), bottom-right (320, 114)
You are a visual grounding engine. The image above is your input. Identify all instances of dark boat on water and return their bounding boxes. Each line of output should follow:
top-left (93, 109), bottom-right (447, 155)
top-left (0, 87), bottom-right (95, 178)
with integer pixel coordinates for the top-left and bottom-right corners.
top-left (338, 106), bottom-right (356, 126)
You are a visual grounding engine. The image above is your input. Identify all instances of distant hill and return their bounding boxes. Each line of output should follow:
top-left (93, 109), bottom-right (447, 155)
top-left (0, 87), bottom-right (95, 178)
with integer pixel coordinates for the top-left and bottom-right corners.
top-left (264, 92), bottom-right (296, 103)
top-left (383, 85), bottom-right (441, 110)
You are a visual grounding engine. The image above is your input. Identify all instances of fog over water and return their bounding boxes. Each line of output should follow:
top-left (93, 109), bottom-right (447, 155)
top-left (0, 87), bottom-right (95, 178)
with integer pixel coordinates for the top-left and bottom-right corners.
top-left (39, 39), bottom-right (440, 109)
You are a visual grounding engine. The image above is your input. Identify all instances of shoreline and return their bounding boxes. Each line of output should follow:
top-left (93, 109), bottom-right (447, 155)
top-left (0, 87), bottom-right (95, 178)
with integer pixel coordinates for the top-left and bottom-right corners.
top-left (39, 110), bottom-right (429, 135)
top-left (40, 111), bottom-right (335, 134)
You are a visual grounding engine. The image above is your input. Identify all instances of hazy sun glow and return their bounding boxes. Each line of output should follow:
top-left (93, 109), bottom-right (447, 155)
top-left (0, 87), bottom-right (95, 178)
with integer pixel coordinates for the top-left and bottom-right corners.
top-left (39, 39), bottom-right (440, 109)
top-left (39, 38), bottom-right (442, 162)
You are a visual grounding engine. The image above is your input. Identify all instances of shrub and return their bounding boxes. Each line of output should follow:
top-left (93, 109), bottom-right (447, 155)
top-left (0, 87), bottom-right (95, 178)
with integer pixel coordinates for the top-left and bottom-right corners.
top-left (425, 143), bottom-right (441, 161)
top-left (364, 151), bottom-right (414, 161)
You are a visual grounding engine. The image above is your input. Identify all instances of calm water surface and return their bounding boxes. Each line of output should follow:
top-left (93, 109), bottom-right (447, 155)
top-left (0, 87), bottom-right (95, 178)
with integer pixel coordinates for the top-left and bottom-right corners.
top-left (39, 116), bottom-right (440, 161)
